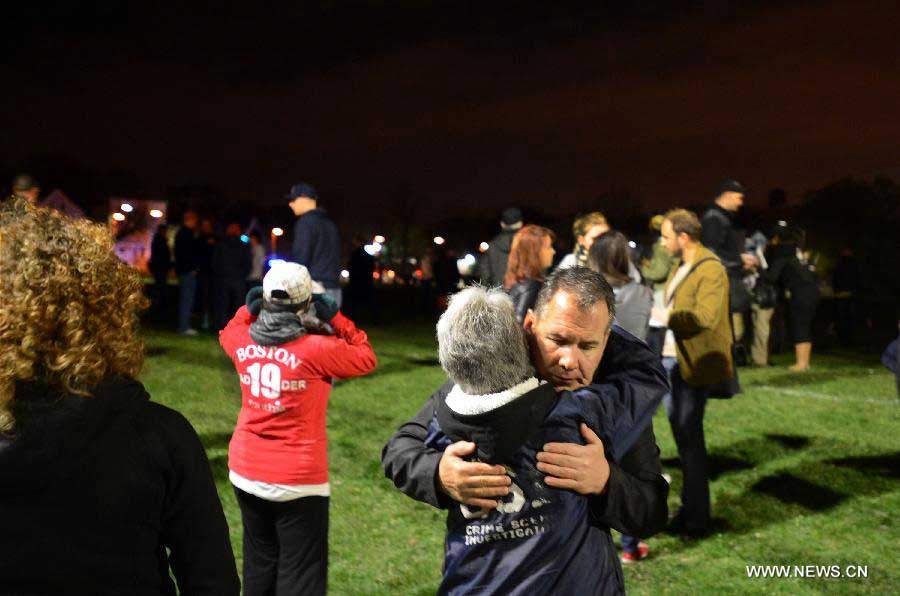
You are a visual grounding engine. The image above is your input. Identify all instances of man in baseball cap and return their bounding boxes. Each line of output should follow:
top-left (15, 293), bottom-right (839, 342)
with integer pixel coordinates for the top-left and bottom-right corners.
top-left (286, 182), bottom-right (342, 308)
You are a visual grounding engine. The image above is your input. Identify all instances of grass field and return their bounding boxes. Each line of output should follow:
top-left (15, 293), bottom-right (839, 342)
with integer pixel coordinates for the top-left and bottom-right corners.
top-left (140, 318), bottom-right (899, 595)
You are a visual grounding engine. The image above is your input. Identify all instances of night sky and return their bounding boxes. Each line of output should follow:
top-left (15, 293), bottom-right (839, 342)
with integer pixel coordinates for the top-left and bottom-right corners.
top-left (3, 0), bottom-right (899, 231)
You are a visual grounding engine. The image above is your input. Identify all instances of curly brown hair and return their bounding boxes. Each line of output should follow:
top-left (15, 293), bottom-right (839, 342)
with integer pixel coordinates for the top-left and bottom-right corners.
top-left (0, 199), bottom-right (148, 431)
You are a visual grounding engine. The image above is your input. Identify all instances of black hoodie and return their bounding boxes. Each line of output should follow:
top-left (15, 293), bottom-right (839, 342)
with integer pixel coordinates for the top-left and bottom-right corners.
top-left (0, 378), bottom-right (239, 596)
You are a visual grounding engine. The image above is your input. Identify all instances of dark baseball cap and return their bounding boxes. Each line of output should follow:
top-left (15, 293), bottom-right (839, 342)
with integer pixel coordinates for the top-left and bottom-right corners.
top-left (715, 179), bottom-right (747, 196)
top-left (285, 182), bottom-right (319, 201)
top-left (500, 207), bottom-right (523, 225)
top-left (12, 174), bottom-right (38, 191)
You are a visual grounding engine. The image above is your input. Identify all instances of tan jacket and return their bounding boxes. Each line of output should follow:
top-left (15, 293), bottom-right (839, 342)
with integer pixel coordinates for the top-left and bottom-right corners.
top-left (665, 245), bottom-right (733, 387)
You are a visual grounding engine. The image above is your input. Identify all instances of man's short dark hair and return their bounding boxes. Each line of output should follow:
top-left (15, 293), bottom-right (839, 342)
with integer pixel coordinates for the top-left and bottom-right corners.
top-left (664, 208), bottom-right (702, 241)
top-left (533, 266), bottom-right (616, 324)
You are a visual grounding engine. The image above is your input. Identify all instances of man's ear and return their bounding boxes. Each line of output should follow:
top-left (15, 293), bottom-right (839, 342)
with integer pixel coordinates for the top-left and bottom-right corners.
top-left (523, 309), bottom-right (536, 334)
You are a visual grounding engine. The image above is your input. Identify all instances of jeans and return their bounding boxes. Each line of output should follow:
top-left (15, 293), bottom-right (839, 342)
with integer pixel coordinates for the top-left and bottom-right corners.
top-left (662, 357), bottom-right (711, 530)
top-left (234, 487), bottom-right (329, 596)
top-left (177, 272), bottom-right (197, 332)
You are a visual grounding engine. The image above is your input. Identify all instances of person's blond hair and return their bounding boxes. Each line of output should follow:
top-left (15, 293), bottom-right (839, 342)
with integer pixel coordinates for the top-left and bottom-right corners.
top-left (0, 199), bottom-right (148, 431)
top-left (572, 211), bottom-right (607, 239)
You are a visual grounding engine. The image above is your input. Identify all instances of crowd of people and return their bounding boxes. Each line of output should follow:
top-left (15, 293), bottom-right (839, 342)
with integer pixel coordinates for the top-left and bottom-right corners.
top-left (0, 175), bottom-right (894, 595)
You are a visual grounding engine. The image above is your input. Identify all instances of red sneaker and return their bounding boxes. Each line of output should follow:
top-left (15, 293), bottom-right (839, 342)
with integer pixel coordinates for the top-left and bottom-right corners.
top-left (620, 542), bottom-right (649, 564)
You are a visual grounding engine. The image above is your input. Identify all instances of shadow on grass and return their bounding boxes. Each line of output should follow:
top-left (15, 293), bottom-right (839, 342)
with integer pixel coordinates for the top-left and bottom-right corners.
top-left (751, 473), bottom-right (847, 510)
top-left (661, 433), bottom-right (812, 480)
top-left (826, 451), bottom-right (900, 479)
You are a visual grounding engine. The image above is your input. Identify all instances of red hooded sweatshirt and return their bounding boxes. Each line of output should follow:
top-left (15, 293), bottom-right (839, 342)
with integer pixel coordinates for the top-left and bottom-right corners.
top-left (219, 306), bottom-right (377, 485)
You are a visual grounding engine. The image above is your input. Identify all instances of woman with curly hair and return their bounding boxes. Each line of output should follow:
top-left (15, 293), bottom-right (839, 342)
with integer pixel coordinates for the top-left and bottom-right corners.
top-left (503, 224), bottom-right (556, 322)
top-left (0, 199), bottom-right (239, 595)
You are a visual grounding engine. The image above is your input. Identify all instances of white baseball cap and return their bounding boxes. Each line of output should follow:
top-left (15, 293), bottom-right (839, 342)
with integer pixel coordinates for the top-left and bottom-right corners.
top-left (263, 262), bottom-right (312, 306)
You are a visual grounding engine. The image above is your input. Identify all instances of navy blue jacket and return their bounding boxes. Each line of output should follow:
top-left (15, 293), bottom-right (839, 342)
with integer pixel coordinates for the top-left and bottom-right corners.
top-left (291, 208), bottom-right (341, 288)
top-left (382, 326), bottom-right (670, 594)
top-left (424, 376), bottom-right (658, 595)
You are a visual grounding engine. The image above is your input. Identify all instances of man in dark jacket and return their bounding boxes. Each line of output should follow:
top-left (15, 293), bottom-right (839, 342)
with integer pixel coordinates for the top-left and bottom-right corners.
top-left (148, 223), bottom-right (172, 313)
top-left (212, 222), bottom-right (252, 331)
top-left (174, 211), bottom-right (202, 335)
top-left (424, 285), bottom-right (660, 594)
top-left (701, 179), bottom-right (758, 346)
top-left (382, 268), bottom-right (669, 589)
top-left (480, 207), bottom-right (522, 287)
top-left (288, 182), bottom-right (342, 307)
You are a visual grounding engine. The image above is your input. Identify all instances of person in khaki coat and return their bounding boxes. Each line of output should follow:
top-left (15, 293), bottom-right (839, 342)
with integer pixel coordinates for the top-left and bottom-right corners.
top-left (652, 208), bottom-right (733, 536)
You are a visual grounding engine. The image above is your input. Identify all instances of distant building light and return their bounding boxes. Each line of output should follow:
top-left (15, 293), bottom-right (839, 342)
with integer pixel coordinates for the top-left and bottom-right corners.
top-left (240, 234), bottom-right (250, 243)
top-left (463, 253), bottom-right (476, 265)
top-left (777, 220), bottom-right (788, 227)
top-left (374, 235), bottom-right (386, 244)
top-left (373, 271), bottom-right (381, 280)
top-left (628, 240), bottom-right (637, 249)
top-left (479, 242), bottom-right (489, 252)
top-left (433, 236), bottom-right (445, 245)
top-left (386, 269), bottom-right (396, 279)
top-left (341, 269), bottom-right (350, 279)
top-left (364, 243), bottom-right (379, 256)
top-left (272, 227), bottom-right (284, 237)
top-left (268, 258), bottom-right (286, 268)
top-left (112, 212), bottom-right (126, 222)
top-left (120, 203), bottom-right (133, 213)
top-left (149, 209), bottom-right (164, 218)
top-left (407, 257), bottom-right (418, 265)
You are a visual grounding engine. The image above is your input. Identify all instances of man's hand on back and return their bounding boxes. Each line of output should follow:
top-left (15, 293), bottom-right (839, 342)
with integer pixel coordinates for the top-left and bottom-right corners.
top-left (438, 441), bottom-right (511, 509)
top-left (536, 423), bottom-right (610, 495)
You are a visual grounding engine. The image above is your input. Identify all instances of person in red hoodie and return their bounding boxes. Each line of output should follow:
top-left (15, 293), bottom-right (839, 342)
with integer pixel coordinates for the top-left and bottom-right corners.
top-left (219, 262), bottom-right (377, 596)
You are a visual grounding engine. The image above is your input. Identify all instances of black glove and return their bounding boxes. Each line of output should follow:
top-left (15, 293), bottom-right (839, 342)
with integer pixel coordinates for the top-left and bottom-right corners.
top-left (312, 292), bottom-right (339, 322)
top-left (245, 286), bottom-right (264, 316)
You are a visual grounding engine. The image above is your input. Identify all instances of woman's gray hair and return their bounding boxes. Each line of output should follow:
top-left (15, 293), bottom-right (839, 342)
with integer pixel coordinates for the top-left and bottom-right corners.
top-left (437, 286), bottom-right (533, 395)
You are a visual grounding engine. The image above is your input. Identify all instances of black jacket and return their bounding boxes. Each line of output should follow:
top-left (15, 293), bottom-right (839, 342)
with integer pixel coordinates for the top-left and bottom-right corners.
top-left (701, 204), bottom-right (751, 311)
top-left (426, 379), bottom-right (656, 595)
top-left (764, 244), bottom-right (819, 300)
top-left (148, 231), bottom-right (172, 275)
top-left (291, 208), bottom-right (341, 288)
top-left (174, 226), bottom-right (202, 276)
top-left (212, 236), bottom-right (252, 282)
top-left (0, 378), bottom-right (240, 596)
top-left (507, 279), bottom-right (541, 323)
top-left (381, 326), bottom-right (670, 541)
top-left (480, 229), bottom-right (516, 287)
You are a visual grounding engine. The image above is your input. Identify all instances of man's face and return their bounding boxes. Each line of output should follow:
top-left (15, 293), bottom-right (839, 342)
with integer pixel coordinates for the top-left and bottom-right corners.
top-left (660, 219), bottom-right (682, 257)
top-left (523, 290), bottom-right (611, 390)
top-left (577, 224), bottom-right (608, 251)
top-left (289, 196), bottom-right (315, 216)
top-left (183, 212), bottom-right (198, 229)
top-left (719, 191), bottom-right (744, 211)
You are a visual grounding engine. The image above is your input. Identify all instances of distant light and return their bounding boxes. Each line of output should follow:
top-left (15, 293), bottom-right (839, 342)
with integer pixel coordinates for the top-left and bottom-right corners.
top-left (628, 241), bottom-right (637, 249)
top-left (149, 209), bottom-right (164, 218)
top-left (374, 235), bottom-right (386, 244)
top-left (407, 257), bottom-right (417, 265)
top-left (363, 243), bottom-right (380, 256)
top-left (479, 242), bottom-right (489, 252)
top-left (463, 253), bottom-right (476, 265)
top-left (268, 258), bottom-right (286, 268)
top-left (341, 269), bottom-right (350, 279)
top-left (112, 212), bottom-right (126, 222)
top-left (386, 269), bottom-right (396, 279)
top-left (120, 203), bottom-right (133, 213)
top-left (240, 234), bottom-right (250, 243)
top-left (272, 227), bottom-right (284, 237)
top-left (373, 271), bottom-right (381, 280)
top-left (777, 220), bottom-right (788, 227)
top-left (433, 236), bottom-right (445, 245)
top-left (414, 269), bottom-right (423, 279)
